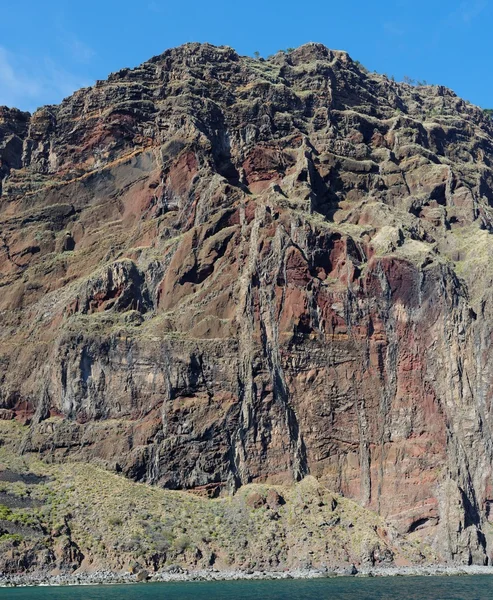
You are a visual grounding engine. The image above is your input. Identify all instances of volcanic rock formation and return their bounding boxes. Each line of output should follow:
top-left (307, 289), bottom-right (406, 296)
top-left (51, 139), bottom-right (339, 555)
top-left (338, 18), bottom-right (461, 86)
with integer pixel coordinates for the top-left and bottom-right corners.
top-left (2, 42), bottom-right (493, 566)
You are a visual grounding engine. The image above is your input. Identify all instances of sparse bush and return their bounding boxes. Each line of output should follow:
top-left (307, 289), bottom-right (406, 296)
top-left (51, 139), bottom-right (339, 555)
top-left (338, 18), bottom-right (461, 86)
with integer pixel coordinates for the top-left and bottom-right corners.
top-left (0, 533), bottom-right (23, 544)
top-left (0, 504), bottom-right (12, 520)
top-left (354, 60), bottom-right (369, 74)
top-left (403, 75), bottom-right (432, 87)
top-left (173, 534), bottom-right (191, 554)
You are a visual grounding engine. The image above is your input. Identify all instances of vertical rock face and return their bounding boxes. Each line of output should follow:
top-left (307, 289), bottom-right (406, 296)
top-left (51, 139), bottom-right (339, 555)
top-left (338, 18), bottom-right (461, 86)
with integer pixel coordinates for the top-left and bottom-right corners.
top-left (0, 107), bottom-right (29, 195)
top-left (1, 42), bottom-right (493, 564)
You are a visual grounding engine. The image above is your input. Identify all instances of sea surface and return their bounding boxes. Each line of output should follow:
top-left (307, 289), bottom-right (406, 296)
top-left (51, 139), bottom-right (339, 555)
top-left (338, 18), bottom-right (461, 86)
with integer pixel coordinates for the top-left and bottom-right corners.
top-left (1, 576), bottom-right (493, 600)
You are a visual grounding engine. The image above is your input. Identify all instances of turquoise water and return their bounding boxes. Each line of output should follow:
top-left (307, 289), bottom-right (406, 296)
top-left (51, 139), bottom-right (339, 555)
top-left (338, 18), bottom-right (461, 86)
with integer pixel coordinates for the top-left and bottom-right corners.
top-left (1, 576), bottom-right (493, 600)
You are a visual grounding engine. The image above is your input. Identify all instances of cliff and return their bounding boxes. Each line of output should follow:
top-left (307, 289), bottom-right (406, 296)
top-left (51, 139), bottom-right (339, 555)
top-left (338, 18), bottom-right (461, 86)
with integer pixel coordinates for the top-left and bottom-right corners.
top-left (1, 42), bottom-right (493, 573)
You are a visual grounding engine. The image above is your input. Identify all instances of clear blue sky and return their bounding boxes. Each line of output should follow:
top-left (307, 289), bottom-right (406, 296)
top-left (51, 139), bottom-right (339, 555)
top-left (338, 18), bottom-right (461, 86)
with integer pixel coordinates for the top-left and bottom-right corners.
top-left (1, 0), bottom-right (491, 112)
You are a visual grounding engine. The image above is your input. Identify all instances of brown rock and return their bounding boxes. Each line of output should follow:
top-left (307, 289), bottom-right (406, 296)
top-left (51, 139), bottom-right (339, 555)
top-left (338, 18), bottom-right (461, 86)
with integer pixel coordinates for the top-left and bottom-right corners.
top-left (136, 569), bottom-right (149, 582)
top-left (266, 489), bottom-right (285, 510)
top-left (246, 492), bottom-right (266, 509)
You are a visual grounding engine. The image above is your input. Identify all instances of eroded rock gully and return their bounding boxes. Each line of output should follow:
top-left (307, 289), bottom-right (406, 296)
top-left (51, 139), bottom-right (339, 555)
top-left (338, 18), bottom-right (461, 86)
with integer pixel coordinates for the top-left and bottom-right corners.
top-left (2, 42), bottom-right (493, 565)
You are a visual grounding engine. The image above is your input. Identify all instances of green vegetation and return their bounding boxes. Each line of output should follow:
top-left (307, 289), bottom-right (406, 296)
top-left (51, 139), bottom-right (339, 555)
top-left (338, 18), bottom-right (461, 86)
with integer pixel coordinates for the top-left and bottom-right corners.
top-left (403, 75), bottom-right (432, 86)
top-left (484, 108), bottom-right (493, 119)
top-left (0, 533), bottom-right (23, 544)
top-left (0, 503), bottom-right (40, 527)
top-left (353, 60), bottom-right (369, 74)
top-left (0, 504), bottom-right (13, 520)
top-left (0, 421), bottom-right (437, 572)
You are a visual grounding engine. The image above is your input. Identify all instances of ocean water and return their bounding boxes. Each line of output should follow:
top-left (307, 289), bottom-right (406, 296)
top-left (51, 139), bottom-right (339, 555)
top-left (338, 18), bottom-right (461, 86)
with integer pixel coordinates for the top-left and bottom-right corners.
top-left (1, 576), bottom-right (493, 600)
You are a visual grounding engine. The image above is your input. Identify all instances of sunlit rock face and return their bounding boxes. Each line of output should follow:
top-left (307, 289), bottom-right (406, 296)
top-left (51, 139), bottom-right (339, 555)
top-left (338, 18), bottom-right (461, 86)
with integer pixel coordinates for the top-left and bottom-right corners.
top-left (2, 42), bottom-right (493, 564)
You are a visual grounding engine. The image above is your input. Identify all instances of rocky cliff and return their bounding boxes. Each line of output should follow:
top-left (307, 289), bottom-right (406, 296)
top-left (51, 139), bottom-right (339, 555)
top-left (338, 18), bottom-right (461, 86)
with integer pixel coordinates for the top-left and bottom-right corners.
top-left (1, 42), bottom-right (493, 570)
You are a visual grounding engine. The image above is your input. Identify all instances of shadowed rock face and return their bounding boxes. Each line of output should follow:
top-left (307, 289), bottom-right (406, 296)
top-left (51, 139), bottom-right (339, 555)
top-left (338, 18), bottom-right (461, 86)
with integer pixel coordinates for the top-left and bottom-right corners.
top-left (1, 42), bottom-right (493, 564)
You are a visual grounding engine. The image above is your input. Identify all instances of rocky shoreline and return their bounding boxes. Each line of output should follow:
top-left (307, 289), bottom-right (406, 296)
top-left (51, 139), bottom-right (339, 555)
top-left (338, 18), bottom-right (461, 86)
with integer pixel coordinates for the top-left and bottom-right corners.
top-left (2, 565), bottom-right (493, 588)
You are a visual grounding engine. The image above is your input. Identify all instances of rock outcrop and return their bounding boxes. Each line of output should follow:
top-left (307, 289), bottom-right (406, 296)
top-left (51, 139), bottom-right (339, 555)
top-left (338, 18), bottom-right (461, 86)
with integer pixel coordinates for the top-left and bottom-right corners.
top-left (2, 42), bottom-right (493, 566)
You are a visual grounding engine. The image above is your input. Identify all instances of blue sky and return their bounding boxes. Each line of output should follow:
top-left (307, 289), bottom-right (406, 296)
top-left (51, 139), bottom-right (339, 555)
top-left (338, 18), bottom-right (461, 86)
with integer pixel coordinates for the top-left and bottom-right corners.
top-left (1, 0), bottom-right (492, 112)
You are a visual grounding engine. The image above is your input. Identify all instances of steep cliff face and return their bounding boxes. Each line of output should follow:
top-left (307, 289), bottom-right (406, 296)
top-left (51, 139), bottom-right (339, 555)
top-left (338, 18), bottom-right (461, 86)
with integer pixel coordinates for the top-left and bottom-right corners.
top-left (2, 43), bottom-right (493, 566)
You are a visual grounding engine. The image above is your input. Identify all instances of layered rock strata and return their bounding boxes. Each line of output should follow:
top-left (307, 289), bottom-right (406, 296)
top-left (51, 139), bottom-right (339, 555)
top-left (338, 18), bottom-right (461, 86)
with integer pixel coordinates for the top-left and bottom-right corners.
top-left (1, 42), bottom-right (493, 565)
